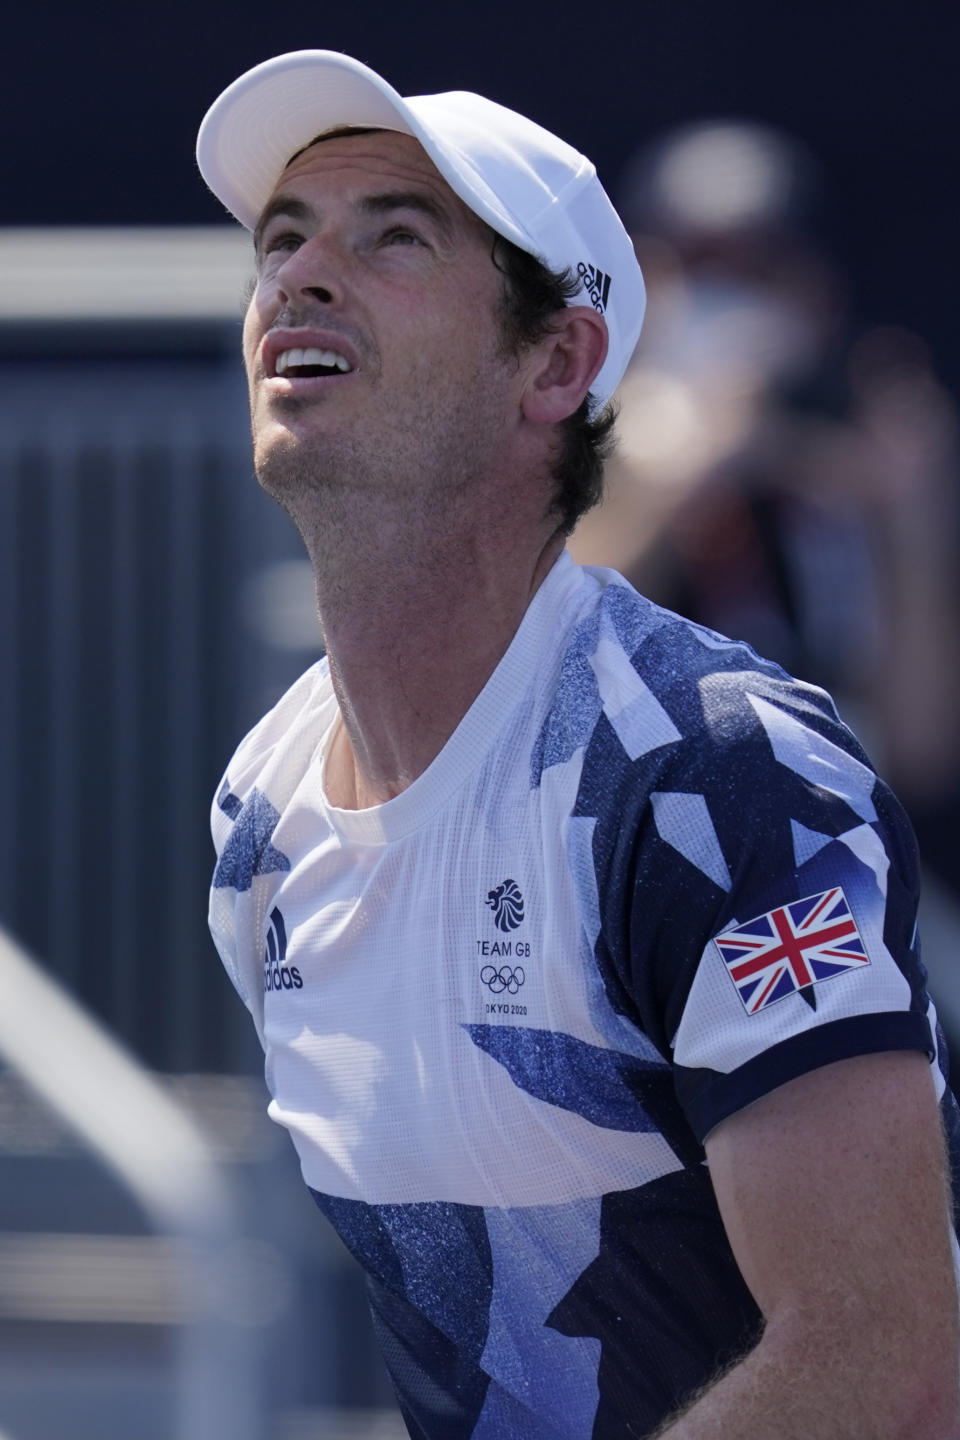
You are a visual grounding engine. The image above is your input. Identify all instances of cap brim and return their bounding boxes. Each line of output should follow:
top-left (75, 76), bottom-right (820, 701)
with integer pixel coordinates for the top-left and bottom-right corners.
top-left (197, 52), bottom-right (427, 231)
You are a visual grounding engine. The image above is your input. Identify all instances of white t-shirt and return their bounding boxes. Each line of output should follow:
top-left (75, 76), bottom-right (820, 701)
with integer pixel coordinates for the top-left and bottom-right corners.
top-left (210, 552), bottom-right (950, 1438)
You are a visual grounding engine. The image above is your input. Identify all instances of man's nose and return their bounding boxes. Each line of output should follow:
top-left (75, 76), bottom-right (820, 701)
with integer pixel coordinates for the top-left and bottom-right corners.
top-left (274, 235), bottom-right (345, 306)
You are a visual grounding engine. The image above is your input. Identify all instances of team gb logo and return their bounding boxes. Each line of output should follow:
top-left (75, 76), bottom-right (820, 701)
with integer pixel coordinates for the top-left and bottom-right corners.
top-left (486, 879), bottom-right (525, 932)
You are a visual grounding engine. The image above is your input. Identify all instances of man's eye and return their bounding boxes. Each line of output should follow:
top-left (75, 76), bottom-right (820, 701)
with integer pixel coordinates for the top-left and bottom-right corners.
top-left (260, 232), bottom-right (303, 261)
top-left (382, 227), bottom-right (423, 247)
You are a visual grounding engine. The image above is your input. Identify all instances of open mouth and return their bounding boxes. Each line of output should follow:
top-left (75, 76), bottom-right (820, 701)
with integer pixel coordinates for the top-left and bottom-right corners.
top-left (274, 347), bottom-right (353, 379)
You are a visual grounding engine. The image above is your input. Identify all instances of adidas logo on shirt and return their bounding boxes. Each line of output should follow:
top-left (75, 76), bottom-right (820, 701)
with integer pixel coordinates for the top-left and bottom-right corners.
top-left (263, 905), bottom-right (302, 994)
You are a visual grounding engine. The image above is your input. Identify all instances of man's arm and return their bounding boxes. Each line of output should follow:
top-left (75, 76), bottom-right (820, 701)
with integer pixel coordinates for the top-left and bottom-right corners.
top-left (654, 1049), bottom-right (960, 1439)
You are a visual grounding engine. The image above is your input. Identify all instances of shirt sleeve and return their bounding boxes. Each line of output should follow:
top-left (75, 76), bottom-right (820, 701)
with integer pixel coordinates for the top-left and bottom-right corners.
top-left (592, 661), bottom-right (934, 1145)
top-left (206, 658), bottom-right (330, 1033)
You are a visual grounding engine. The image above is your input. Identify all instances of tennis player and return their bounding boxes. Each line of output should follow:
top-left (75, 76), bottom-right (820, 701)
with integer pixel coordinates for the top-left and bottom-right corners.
top-left (201, 50), bottom-right (960, 1438)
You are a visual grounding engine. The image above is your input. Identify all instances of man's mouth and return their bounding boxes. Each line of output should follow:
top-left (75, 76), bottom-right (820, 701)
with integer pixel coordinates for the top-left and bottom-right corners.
top-left (273, 347), bottom-right (353, 379)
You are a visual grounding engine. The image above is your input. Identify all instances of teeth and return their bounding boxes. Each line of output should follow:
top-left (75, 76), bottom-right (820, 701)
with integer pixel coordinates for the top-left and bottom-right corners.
top-left (275, 347), bottom-right (351, 375)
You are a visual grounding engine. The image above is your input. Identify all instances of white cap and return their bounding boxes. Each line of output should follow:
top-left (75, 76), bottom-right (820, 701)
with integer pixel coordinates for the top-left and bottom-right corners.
top-left (196, 50), bottom-right (645, 410)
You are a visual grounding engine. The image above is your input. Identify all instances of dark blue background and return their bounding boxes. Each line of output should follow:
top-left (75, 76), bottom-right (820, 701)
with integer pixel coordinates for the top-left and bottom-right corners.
top-left (7, 0), bottom-right (957, 381)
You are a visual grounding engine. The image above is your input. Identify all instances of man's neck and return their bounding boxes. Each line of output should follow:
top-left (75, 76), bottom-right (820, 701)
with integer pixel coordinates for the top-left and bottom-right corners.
top-left (297, 491), bottom-right (564, 810)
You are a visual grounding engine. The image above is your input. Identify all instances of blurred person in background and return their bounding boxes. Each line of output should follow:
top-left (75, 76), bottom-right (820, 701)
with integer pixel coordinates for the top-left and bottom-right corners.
top-left (570, 121), bottom-right (960, 903)
top-left (201, 54), bottom-right (960, 1440)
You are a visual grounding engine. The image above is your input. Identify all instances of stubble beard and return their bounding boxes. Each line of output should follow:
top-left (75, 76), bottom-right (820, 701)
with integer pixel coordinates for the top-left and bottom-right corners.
top-left (251, 353), bottom-right (516, 563)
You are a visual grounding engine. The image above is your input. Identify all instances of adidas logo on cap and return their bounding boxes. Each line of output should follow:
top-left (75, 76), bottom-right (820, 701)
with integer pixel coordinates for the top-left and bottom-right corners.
top-left (577, 261), bottom-right (612, 313)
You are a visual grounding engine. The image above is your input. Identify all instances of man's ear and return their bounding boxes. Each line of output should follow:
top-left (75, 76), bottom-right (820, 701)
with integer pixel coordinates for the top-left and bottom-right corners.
top-left (520, 307), bottom-right (609, 424)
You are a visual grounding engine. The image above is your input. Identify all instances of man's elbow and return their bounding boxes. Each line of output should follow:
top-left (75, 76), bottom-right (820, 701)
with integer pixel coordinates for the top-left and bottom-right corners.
top-left (891, 1359), bottom-right (960, 1440)
top-left (765, 1301), bottom-right (959, 1439)
top-left (855, 1325), bottom-right (960, 1440)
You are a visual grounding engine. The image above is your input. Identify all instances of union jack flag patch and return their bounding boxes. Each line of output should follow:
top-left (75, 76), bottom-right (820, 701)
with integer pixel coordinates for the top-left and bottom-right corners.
top-left (714, 887), bottom-right (869, 1015)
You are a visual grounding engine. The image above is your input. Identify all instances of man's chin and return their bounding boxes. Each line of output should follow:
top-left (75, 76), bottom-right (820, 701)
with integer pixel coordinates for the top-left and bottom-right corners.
top-left (253, 430), bottom-right (327, 501)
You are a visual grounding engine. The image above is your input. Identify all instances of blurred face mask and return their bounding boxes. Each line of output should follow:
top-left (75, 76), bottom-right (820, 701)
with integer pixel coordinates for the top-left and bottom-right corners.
top-left (658, 278), bottom-right (822, 389)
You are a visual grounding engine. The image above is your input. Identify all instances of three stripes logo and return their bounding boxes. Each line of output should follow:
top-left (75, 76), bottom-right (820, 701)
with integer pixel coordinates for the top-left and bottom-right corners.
top-left (263, 905), bottom-right (303, 994)
top-left (577, 261), bottom-right (612, 313)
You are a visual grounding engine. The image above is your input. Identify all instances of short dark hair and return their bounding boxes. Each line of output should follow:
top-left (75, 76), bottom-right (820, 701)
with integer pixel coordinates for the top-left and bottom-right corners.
top-left (491, 236), bottom-right (617, 535)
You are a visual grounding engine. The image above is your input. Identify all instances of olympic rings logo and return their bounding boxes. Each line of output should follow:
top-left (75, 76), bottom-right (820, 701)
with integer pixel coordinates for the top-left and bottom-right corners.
top-left (480, 965), bottom-right (526, 995)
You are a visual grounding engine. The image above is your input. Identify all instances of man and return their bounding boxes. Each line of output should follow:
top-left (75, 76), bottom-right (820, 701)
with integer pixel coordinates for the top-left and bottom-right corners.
top-left (199, 51), bottom-right (960, 1438)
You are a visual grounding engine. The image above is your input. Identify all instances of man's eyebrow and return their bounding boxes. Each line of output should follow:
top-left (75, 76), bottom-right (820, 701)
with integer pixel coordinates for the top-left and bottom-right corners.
top-left (358, 190), bottom-right (455, 241)
top-left (253, 197), bottom-right (314, 257)
top-left (252, 188), bottom-right (457, 258)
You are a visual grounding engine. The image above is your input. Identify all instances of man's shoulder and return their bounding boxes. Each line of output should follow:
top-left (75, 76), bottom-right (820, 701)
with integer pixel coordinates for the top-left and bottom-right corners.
top-left (212, 656), bottom-right (334, 821)
top-left (538, 562), bottom-right (851, 789)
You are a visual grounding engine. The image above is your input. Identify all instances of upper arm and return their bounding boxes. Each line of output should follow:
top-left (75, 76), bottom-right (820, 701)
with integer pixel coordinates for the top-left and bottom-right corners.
top-left (704, 1048), bottom-right (960, 1427)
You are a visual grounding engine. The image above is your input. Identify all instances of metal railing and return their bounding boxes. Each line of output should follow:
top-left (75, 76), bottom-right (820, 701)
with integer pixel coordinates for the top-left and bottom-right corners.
top-left (0, 924), bottom-right (267, 1439)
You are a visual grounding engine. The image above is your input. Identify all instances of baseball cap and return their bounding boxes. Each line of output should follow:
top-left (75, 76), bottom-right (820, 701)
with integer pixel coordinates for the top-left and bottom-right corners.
top-left (196, 50), bottom-right (645, 410)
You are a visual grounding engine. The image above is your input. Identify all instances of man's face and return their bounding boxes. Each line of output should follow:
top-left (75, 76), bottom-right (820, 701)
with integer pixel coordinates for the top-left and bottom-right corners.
top-left (243, 129), bottom-right (522, 505)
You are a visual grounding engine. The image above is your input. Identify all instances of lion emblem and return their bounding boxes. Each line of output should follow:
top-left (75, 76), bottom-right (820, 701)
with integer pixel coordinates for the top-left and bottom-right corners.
top-left (485, 879), bottom-right (525, 932)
